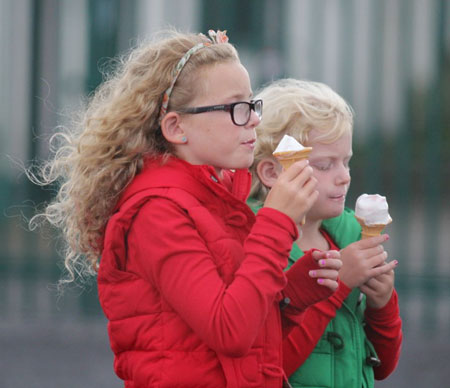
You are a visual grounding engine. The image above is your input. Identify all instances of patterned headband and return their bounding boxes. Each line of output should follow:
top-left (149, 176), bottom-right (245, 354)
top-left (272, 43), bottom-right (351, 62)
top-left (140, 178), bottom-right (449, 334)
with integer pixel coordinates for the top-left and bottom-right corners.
top-left (159, 30), bottom-right (229, 121)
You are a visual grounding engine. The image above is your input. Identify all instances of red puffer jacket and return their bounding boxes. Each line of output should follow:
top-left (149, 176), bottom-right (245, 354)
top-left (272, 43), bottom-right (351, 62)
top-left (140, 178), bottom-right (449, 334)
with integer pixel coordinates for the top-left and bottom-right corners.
top-left (98, 157), bottom-right (332, 388)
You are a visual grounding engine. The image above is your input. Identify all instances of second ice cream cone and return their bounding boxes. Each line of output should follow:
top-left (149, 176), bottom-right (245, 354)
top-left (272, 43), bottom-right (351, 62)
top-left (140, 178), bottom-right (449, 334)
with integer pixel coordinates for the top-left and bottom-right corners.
top-left (356, 216), bottom-right (392, 239)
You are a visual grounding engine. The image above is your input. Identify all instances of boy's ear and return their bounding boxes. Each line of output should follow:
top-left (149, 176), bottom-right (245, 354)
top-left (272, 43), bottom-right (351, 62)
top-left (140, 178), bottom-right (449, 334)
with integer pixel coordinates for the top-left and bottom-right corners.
top-left (256, 157), bottom-right (282, 188)
top-left (160, 112), bottom-right (186, 144)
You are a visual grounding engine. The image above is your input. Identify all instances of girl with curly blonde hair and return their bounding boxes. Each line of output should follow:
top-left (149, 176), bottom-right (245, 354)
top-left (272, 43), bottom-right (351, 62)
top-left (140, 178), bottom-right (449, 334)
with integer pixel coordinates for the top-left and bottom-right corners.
top-left (32, 31), bottom-right (343, 387)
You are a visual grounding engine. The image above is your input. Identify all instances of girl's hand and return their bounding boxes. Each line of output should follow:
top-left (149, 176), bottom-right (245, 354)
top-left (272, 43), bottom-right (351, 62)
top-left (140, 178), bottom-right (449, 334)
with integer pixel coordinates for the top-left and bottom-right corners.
top-left (360, 269), bottom-right (395, 309)
top-left (308, 250), bottom-right (342, 291)
top-left (339, 234), bottom-right (398, 289)
top-left (263, 160), bottom-right (319, 225)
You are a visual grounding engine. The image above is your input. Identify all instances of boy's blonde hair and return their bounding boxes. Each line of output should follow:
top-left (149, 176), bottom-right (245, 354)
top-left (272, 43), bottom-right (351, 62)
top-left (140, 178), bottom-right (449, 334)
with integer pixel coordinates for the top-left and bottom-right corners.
top-left (30, 30), bottom-right (239, 287)
top-left (250, 78), bottom-right (354, 202)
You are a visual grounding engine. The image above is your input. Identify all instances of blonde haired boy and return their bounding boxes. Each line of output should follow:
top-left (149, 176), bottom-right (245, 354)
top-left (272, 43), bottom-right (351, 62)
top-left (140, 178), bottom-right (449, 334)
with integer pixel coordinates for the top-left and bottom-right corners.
top-left (249, 79), bottom-right (402, 388)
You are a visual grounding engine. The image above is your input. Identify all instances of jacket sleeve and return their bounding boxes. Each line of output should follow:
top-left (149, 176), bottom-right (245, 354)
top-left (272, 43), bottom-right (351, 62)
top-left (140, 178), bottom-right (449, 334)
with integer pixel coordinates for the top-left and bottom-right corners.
top-left (279, 249), bottom-right (339, 337)
top-left (127, 199), bottom-right (296, 357)
top-left (282, 280), bottom-right (352, 376)
top-left (282, 250), bottom-right (339, 312)
top-left (364, 289), bottom-right (403, 380)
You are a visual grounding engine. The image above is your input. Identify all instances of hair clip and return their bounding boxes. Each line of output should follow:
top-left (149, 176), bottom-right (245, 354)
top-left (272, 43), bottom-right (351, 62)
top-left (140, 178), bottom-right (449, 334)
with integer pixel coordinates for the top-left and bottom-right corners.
top-left (208, 30), bottom-right (229, 44)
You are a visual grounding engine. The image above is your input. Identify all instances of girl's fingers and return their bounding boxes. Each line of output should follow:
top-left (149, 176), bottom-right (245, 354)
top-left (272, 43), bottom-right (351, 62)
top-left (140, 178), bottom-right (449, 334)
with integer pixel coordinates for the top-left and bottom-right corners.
top-left (287, 169), bottom-right (316, 197)
top-left (302, 174), bottom-right (318, 191)
top-left (290, 165), bottom-right (316, 189)
top-left (318, 258), bottom-right (342, 270)
top-left (312, 250), bottom-right (340, 260)
top-left (309, 269), bottom-right (339, 281)
top-left (311, 250), bottom-right (326, 261)
top-left (282, 160), bottom-right (310, 181)
top-left (311, 251), bottom-right (342, 268)
top-left (325, 250), bottom-right (341, 259)
top-left (316, 278), bottom-right (339, 291)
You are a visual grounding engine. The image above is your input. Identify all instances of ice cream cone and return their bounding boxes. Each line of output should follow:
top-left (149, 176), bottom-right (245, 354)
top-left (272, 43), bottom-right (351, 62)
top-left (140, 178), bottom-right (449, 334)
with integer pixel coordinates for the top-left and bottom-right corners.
top-left (355, 216), bottom-right (392, 239)
top-left (273, 148), bottom-right (313, 226)
top-left (273, 148), bottom-right (313, 170)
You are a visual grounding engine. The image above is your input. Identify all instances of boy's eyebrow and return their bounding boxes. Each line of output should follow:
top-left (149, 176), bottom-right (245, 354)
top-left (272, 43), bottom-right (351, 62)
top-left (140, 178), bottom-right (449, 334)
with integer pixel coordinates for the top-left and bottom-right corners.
top-left (310, 153), bottom-right (353, 160)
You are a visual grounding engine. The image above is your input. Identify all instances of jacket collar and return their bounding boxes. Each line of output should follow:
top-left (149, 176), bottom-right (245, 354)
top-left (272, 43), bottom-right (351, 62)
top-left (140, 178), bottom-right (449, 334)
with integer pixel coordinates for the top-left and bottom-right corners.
top-left (115, 156), bottom-right (252, 211)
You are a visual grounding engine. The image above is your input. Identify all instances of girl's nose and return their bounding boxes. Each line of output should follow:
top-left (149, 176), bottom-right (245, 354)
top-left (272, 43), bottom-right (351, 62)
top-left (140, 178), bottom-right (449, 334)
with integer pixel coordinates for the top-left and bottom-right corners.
top-left (245, 109), bottom-right (261, 128)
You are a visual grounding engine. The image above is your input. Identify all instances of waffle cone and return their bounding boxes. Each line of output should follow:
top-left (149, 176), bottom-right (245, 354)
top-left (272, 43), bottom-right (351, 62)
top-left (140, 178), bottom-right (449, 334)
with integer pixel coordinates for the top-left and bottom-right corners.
top-left (273, 148), bottom-right (313, 170)
top-left (355, 216), bottom-right (392, 239)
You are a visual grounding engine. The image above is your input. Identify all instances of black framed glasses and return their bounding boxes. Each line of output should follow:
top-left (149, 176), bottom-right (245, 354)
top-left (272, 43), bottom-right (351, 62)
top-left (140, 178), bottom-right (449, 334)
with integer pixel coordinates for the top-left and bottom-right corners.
top-left (180, 99), bottom-right (263, 126)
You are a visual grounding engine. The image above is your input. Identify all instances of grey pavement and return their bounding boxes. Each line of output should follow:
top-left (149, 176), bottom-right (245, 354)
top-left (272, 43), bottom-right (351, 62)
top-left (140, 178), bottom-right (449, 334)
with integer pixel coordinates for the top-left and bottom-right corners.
top-left (1, 319), bottom-right (450, 388)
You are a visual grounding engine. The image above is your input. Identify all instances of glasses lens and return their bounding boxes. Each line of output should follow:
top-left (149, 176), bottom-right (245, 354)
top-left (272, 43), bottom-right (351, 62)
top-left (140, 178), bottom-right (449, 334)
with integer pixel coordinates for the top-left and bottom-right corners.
top-left (253, 100), bottom-right (262, 119)
top-left (232, 102), bottom-right (250, 125)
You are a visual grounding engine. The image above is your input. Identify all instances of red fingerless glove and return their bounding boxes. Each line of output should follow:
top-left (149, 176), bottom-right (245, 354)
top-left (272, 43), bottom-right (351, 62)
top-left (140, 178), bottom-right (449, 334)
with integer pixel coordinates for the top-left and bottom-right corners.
top-left (282, 249), bottom-right (335, 312)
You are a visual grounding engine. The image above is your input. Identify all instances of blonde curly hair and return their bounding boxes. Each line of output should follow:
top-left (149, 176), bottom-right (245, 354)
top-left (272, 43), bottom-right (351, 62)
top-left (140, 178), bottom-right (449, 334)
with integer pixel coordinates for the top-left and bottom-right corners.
top-left (250, 78), bottom-right (354, 203)
top-left (29, 30), bottom-right (239, 287)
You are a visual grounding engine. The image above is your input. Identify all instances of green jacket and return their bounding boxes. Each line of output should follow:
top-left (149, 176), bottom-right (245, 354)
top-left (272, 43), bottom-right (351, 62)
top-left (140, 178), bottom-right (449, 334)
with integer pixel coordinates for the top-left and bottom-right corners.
top-left (248, 202), bottom-right (379, 388)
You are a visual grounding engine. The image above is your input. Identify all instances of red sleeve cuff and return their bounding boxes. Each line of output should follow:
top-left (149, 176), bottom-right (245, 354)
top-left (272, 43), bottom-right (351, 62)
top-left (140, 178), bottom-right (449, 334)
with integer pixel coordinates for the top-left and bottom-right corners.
top-left (256, 207), bottom-right (299, 240)
top-left (327, 279), bottom-right (352, 308)
top-left (283, 250), bottom-right (335, 312)
top-left (365, 289), bottom-right (400, 324)
top-left (246, 207), bottom-right (299, 272)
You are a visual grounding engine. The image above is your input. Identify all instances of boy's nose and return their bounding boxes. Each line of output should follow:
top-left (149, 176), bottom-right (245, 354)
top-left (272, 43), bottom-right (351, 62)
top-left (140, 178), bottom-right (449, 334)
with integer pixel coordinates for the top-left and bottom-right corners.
top-left (337, 165), bottom-right (351, 185)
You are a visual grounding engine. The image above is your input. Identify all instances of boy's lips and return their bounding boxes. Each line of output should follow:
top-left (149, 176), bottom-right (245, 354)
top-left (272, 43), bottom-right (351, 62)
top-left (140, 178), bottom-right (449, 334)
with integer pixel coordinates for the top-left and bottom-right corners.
top-left (329, 193), bottom-right (346, 201)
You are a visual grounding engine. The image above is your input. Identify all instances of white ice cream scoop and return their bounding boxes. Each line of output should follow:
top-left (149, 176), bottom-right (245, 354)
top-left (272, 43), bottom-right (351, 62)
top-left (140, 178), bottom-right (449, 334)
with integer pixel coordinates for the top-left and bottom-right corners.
top-left (273, 134), bottom-right (307, 154)
top-left (272, 135), bottom-right (313, 170)
top-left (355, 194), bottom-right (392, 225)
top-left (355, 194), bottom-right (392, 239)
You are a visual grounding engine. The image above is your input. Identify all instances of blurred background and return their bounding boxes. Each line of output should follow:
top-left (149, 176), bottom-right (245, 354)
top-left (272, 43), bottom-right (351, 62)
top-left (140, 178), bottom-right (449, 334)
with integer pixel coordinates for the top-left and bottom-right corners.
top-left (1, 0), bottom-right (449, 387)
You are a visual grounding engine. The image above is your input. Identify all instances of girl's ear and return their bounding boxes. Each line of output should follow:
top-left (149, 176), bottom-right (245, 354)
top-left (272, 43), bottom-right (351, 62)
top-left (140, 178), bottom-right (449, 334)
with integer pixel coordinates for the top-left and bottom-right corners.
top-left (256, 157), bottom-right (282, 188)
top-left (160, 112), bottom-right (187, 144)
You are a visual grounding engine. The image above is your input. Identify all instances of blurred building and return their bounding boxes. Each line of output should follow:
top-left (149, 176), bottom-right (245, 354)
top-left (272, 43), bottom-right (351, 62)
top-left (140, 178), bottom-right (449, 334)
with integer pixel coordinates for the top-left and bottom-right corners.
top-left (0, 0), bottom-right (449, 386)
